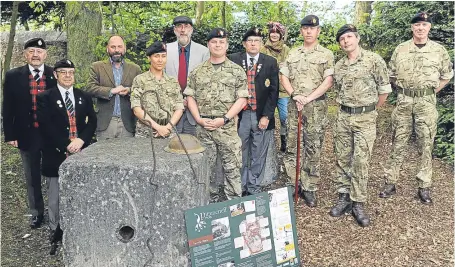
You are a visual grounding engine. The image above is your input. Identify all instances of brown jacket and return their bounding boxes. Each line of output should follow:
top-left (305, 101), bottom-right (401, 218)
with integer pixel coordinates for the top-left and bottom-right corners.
top-left (85, 60), bottom-right (142, 133)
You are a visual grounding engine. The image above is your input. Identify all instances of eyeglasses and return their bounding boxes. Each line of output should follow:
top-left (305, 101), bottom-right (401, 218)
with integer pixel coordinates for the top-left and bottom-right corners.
top-left (56, 70), bottom-right (75, 76)
top-left (175, 24), bottom-right (192, 30)
top-left (246, 39), bottom-right (262, 44)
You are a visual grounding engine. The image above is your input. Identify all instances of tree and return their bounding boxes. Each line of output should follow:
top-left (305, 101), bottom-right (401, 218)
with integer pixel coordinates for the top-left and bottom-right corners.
top-left (354, 1), bottom-right (373, 25)
top-left (65, 2), bottom-right (102, 87)
top-left (3, 1), bottom-right (19, 81)
top-left (195, 1), bottom-right (204, 28)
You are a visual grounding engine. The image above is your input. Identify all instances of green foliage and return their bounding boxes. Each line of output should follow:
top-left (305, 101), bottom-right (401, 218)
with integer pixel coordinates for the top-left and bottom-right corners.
top-left (434, 94), bottom-right (454, 163)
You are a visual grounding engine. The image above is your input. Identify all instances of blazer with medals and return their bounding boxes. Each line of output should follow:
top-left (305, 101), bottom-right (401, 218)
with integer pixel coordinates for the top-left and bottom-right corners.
top-left (229, 52), bottom-right (279, 131)
top-left (86, 60), bottom-right (142, 133)
top-left (2, 64), bottom-right (57, 150)
top-left (37, 87), bottom-right (97, 177)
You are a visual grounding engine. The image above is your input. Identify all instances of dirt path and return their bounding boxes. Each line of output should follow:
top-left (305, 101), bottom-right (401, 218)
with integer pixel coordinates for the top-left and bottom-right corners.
top-left (1, 103), bottom-right (453, 267)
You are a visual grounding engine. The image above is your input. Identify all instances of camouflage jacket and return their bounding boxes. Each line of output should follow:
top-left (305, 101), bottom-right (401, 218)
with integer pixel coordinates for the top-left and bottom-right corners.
top-left (334, 48), bottom-right (392, 107)
top-left (130, 71), bottom-right (184, 122)
top-left (390, 39), bottom-right (454, 90)
top-left (183, 59), bottom-right (249, 117)
top-left (281, 43), bottom-right (334, 96)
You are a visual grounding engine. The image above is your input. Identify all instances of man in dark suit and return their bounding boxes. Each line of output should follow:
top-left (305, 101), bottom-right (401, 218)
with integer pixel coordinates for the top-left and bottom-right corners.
top-left (86, 35), bottom-right (142, 140)
top-left (2, 38), bottom-right (57, 228)
top-left (229, 27), bottom-right (279, 196)
top-left (37, 59), bottom-right (97, 254)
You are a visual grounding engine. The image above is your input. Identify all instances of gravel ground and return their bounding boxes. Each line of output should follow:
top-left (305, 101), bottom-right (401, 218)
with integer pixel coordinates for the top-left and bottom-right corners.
top-left (1, 102), bottom-right (453, 267)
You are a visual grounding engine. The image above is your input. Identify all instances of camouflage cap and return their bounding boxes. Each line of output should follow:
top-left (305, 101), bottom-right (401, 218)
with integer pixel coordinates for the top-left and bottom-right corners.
top-left (242, 27), bottom-right (263, 42)
top-left (411, 12), bottom-right (432, 24)
top-left (54, 59), bottom-right (75, 70)
top-left (146, 41), bottom-right (167, 56)
top-left (207, 28), bottom-right (228, 41)
top-left (300, 15), bottom-right (319, 26)
top-left (24, 38), bottom-right (46, 50)
top-left (336, 24), bottom-right (357, 42)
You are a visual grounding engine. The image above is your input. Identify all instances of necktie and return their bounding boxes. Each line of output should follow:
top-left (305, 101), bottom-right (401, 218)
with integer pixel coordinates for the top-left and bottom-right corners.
top-left (65, 91), bottom-right (74, 117)
top-left (178, 47), bottom-right (187, 91)
top-left (249, 58), bottom-right (255, 71)
top-left (33, 69), bottom-right (40, 82)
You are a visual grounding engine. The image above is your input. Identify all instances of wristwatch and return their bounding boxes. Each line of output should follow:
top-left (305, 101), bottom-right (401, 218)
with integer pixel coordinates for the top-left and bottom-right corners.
top-left (223, 115), bottom-right (231, 125)
top-left (290, 91), bottom-right (296, 98)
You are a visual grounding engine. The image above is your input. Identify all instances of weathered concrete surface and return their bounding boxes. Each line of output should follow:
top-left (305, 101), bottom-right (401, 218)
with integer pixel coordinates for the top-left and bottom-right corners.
top-left (59, 138), bottom-right (213, 267)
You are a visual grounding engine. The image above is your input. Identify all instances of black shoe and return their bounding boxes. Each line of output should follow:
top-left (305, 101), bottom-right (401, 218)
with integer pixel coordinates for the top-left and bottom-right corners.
top-left (301, 190), bottom-right (317, 207)
top-left (49, 225), bottom-right (63, 255)
top-left (329, 193), bottom-right (352, 217)
top-left (379, 183), bottom-right (396, 198)
top-left (30, 215), bottom-right (44, 229)
top-left (280, 135), bottom-right (287, 152)
top-left (352, 202), bottom-right (370, 227)
top-left (418, 188), bottom-right (432, 204)
top-left (241, 191), bottom-right (252, 197)
top-left (291, 183), bottom-right (302, 198)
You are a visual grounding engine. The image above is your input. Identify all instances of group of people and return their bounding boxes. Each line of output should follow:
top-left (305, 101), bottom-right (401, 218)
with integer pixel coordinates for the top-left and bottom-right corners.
top-left (2, 11), bottom-right (452, 255)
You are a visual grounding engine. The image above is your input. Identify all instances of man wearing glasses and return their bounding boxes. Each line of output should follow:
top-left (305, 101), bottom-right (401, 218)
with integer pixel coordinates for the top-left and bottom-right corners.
top-left (37, 59), bottom-right (97, 254)
top-left (229, 27), bottom-right (279, 196)
top-left (165, 16), bottom-right (210, 136)
top-left (2, 38), bottom-right (57, 229)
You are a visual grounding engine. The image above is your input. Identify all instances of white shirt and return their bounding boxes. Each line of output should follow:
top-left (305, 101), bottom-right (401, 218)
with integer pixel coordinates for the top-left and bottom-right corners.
top-left (28, 64), bottom-right (44, 78)
top-left (57, 84), bottom-right (75, 108)
top-left (246, 53), bottom-right (260, 67)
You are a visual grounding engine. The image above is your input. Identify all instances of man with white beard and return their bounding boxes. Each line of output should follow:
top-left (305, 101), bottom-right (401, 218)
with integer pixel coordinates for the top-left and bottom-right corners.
top-left (165, 16), bottom-right (210, 135)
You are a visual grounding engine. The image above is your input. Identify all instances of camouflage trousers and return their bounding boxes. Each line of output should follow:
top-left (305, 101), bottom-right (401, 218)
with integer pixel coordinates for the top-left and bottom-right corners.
top-left (284, 99), bottom-right (327, 191)
top-left (197, 121), bottom-right (242, 199)
top-left (335, 109), bottom-right (377, 203)
top-left (383, 94), bottom-right (438, 188)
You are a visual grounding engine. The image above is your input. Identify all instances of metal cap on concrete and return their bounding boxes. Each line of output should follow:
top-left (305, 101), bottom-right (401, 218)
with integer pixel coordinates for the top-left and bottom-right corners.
top-left (164, 134), bottom-right (205, 154)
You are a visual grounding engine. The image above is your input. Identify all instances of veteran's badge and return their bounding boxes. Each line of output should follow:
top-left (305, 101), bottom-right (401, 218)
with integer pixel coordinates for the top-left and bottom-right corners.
top-left (265, 78), bottom-right (270, 87)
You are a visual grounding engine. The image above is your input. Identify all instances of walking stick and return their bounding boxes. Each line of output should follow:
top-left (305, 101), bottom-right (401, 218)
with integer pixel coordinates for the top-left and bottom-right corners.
top-left (294, 110), bottom-right (303, 204)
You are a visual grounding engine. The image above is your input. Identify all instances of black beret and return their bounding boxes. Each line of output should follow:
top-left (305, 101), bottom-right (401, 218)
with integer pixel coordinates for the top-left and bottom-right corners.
top-left (54, 59), bottom-right (75, 70)
top-left (336, 24), bottom-right (358, 42)
top-left (173, 16), bottom-right (193, 26)
top-left (242, 27), bottom-right (263, 42)
top-left (207, 28), bottom-right (228, 41)
top-left (146, 41), bottom-right (167, 56)
top-left (411, 12), bottom-right (432, 24)
top-left (24, 38), bottom-right (46, 50)
top-left (300, 15), bottom-right (319, 26)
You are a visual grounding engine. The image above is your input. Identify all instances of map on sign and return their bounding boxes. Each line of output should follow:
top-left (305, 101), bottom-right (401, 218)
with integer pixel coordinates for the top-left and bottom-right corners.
top-left (185, 187), bottom-right (301, 267)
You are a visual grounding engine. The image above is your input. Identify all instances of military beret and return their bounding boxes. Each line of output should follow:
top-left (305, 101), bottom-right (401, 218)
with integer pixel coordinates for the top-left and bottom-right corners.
top-left (336, 24), bottom-right (358, 42)
top-left (173, 16), bottom-right (193, 26)
top-left (411, 12), bottom-right (432, 24)
top-left (54, 59), bottom-right (75, 71)
top-left (300, 15), bottom-right (319, 26)
top-left (207, 28), bottom-right (228, 41)
top-left (24, 38), bottom-right (46, 50)
top-left (146, 41), bottom-right (167, 56)
top-left (242, 27), bottom-right (263, 42)
top-left (267, 22), bottom-right (285, 38)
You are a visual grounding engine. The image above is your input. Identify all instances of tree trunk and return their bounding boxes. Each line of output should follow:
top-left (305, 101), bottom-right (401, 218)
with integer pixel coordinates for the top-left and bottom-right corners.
top-left (66, 2), bottom-right (102, 87)
top-left (3, 1), bottom-right (20, 81)
top-left (195, 1), bottom-right (204, 28)
top-left (355, 1), bottom-right (373, 25)
top-left (221, 1), bottom-right (226, 29)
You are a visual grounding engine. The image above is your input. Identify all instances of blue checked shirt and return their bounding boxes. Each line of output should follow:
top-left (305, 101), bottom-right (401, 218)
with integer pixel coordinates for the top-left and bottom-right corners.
top-left (111, 60), bottom-right (124, 117)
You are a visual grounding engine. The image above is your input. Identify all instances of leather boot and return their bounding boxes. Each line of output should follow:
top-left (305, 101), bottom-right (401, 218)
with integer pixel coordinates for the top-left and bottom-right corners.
top-left (329, 193), bottom-right (352, 217)
top-left (280, 135), bottom-right (287, 152)
top-left (352, 202), bottom-right (370, 227)
top-left (418, 188), bottom-right (432, 204)
top-left (301, 190), bottom-right (317, 207)
top-left (379, 183), bottom-right (396, 198)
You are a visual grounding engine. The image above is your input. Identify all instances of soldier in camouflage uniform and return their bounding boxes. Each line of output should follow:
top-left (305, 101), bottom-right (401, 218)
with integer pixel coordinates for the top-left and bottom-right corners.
top-left (130, 41), bottom-right (184, 138)
top-left (330, 25), bottom-right (392, 227)
top-left (184, 28), bottom-right (249, 200)
top-left (380, 12), bottom-right (454, 204)
top-left (280, 15), bottom-right (334, 207)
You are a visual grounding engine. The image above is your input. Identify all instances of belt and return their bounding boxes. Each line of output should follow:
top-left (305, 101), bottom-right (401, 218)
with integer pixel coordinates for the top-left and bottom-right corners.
top-left (397, 87), bottom-right (434, 97)
top-left (200, 115), bottom-right (218, 120)
top-left (315, 94), bottom-right (326, 101)
top-left (340, 104), bottom-right (376, 114)
top-left (153, 118), bottom-right (169, 125)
